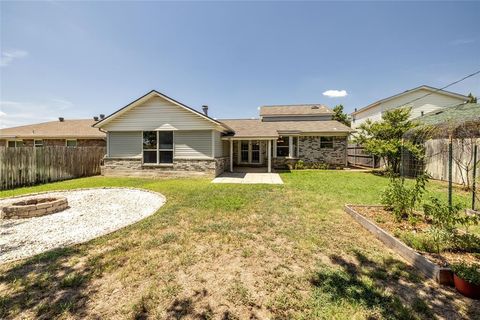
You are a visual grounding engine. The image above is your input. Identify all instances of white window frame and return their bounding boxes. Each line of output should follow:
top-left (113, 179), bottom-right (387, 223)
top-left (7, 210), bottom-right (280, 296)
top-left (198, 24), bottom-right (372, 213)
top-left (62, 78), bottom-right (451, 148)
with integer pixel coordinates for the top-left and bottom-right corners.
top-left (34, 139), bottom-right (44, 147)
top-left (237, 140), bottom-right (262, 164)
top-left (66, 139), bottom-right (77, 148)
top-left (142, 131), bottom-right (174, 165)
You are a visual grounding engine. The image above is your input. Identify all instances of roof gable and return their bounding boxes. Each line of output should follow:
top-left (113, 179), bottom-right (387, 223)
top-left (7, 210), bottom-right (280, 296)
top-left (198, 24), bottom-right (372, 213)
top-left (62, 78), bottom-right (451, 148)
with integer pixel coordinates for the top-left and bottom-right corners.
top-left (93, 90), bottom-right (229, 131)
top-left (352, 85), bottom-right (468, 116)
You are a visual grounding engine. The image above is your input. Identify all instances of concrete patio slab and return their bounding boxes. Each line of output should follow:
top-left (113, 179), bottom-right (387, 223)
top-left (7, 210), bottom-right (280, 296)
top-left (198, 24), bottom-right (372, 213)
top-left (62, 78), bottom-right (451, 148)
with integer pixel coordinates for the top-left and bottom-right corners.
top-left (212, 172), bottom-right (284, 184)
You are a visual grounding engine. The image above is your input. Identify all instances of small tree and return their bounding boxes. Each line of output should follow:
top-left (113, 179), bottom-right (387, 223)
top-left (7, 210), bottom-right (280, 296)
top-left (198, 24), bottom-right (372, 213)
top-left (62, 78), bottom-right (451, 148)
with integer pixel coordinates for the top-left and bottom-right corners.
top-left (355, 107), bottom-right (421, 173)
top-left (332, 104), bottom-right (351, 127)
top-left (467, 93), bottom-right (477, 103)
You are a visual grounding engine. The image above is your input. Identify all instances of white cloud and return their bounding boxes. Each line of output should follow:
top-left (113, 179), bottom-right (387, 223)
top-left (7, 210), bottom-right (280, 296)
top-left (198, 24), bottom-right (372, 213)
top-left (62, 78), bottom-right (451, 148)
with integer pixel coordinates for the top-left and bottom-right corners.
top-left (323, 89), bottom-right (348, 98)
top-left (0, 49), bottom-right (28, 67)
top-left (449, 38), bottom-right (475, 46)
top-left (0, 99), bottom-right (75, 128)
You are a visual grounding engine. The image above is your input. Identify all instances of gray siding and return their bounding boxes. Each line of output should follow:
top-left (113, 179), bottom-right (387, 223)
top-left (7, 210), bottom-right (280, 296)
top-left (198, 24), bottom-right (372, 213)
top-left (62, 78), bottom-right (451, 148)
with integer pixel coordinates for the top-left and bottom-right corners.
top-left (214, 131), bottom-right (224, 158)
top-left (174, 130), bottom-right (212, 159)
top-left (108, 131), bottom-right (142, 157)
top-left (102, 96), bottom-right (218, 131)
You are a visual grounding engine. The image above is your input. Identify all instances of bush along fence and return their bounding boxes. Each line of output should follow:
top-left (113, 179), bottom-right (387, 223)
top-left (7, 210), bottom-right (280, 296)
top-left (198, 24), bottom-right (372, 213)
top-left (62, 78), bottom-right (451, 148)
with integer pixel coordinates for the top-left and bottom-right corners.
top-left (0, 146), bottom-right (106, 190)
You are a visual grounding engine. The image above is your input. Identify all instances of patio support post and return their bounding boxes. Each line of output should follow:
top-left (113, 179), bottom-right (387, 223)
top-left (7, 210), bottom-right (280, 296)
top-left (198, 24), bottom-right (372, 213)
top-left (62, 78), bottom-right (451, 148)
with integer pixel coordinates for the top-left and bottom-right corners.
top-left (268, 140), bottom-right (272, 173)
top-left (230, 139), bottom-right (233, 172)
top-left (288, 136), bottom-right (293, 158)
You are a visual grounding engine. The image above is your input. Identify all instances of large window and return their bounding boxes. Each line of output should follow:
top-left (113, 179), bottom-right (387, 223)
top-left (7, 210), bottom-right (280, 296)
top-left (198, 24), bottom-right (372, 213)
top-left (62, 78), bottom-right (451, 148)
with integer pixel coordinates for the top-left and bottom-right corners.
top-left (320, 136), bottom-right (334, 149)
top-left (143, 131), bottom-right (174, 164)
top-left (276, 136), bottom-right (289, 157)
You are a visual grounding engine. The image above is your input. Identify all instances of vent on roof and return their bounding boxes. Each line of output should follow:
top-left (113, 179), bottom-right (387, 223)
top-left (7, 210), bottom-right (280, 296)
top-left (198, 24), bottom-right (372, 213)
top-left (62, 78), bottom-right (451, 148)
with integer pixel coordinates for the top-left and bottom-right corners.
top-left (99, 114), bottom-right (105, 119)
top-left (59, 117), bottom-right (64, 122)
top-left (93, 116), bottom-right (99, 121)
top-left (311, 106), bottom-right (319, 109)
top-left (202, 105), bottom-right (208, 116)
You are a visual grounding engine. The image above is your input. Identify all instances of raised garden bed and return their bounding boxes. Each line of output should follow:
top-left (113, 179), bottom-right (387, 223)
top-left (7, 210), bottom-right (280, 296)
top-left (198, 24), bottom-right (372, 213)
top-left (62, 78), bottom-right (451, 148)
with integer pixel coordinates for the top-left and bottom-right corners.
top-left (344, 204), bottom-right (480, 285)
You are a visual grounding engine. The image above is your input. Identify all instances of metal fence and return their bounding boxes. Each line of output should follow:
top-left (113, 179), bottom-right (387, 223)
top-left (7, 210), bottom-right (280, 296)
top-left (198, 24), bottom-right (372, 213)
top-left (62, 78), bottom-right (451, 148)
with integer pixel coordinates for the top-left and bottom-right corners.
top-left (0, 146), bottom-right (106, 190)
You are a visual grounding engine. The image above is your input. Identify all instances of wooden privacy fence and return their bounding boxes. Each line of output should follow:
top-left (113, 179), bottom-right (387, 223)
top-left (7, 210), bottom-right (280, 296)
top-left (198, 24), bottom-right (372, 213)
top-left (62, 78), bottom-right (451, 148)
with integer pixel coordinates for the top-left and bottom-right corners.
top-left (0, 146), bottom-right (106, 190)
top-left (347, 144), bottom-right (380, 168)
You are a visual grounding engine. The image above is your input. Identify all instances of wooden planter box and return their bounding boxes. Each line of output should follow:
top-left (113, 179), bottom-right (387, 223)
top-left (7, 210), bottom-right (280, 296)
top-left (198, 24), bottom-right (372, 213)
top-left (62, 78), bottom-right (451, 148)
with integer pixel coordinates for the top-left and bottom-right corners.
top-left (344, 204), bottom-right (454, 285)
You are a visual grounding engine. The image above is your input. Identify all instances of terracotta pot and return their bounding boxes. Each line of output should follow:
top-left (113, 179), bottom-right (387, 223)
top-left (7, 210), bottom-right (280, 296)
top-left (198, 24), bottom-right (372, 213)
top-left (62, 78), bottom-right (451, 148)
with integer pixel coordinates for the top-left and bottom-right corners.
top-left (453, 274), bottom-right (480, 299)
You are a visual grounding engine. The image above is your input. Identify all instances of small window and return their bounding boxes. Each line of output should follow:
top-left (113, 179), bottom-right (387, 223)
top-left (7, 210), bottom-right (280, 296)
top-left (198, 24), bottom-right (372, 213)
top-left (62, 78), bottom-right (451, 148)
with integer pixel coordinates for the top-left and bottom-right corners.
top-left (320, 136), bottom-right (334, 149)
top-left (66, 139), bottom-right (77, 147)
top-left (7, 140), bottom-right (23, 147)
top-left (34, 139), bottom-right (43, 147)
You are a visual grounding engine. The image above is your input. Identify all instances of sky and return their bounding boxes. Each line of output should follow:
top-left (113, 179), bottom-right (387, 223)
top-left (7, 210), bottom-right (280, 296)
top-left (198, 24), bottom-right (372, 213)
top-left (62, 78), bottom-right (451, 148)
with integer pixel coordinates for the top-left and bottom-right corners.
top-left (1, 1), bottom-right (479, 128)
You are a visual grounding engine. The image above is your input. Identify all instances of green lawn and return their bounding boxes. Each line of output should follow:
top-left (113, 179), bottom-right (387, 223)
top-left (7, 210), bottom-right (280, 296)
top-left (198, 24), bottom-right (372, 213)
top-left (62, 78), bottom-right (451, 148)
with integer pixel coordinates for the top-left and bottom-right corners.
top-left (0, 171), bottom-right (478, 319)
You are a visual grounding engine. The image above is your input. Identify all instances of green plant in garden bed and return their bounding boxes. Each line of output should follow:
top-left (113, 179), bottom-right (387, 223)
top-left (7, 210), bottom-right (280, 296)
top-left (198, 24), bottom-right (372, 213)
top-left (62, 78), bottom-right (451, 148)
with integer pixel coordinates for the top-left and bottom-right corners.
top-left (423, 197), bottom-right (479, 253)
top-left (381, 173), bottom-right (429, 222)
top-left (450, 262), bottom-right (480, 286)
top-left (294, 160), bottom-right (330, 170)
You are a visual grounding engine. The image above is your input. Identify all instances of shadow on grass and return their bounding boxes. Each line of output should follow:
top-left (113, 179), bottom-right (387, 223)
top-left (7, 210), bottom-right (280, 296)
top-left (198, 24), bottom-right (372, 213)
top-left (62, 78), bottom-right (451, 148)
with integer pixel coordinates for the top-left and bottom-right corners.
top-left (309, 250), bottom-right (479, 319)
top-left (0, 247), bottom-right (97, 319)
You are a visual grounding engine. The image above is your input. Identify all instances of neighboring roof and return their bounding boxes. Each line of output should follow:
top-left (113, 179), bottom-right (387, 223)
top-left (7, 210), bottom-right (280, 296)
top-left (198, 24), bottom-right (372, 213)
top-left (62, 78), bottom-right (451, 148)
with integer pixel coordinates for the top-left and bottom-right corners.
top-left (220, 119), bottom-right (353, 138)
top-left (93, 90), bottom-right (231, 131)
top-left (0, 119), bottom-right (105, 139)
top-left (260, 104), bottom-right (333, 116)
top-left (351, 85), bottom-right (469, 116)
top-left (406, 103), bottom-right (480, 138)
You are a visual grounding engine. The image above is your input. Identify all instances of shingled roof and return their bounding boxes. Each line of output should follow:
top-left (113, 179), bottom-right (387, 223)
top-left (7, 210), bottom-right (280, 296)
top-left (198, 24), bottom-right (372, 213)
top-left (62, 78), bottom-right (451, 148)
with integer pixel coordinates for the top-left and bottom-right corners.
top-left (0, 119), bottom-right (105, 139)
top-left (220, 119), bottom-right (353, 138)
top-left (260, 104), bottom-right (333, 116)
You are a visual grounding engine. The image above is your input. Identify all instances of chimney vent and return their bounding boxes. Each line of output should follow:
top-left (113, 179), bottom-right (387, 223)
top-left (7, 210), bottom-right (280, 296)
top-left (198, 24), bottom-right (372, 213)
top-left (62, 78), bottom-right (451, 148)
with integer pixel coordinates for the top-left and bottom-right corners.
top-left (59, 117), bottom-right (64, 122)
top-left (99, 114), bottom-right (105, 119)
top-left (354, 108), bottom-right (357, 112)
top-left (93, 116), bottom-right (99, 121)
top-left (202, 105), bottom-right (208, 116)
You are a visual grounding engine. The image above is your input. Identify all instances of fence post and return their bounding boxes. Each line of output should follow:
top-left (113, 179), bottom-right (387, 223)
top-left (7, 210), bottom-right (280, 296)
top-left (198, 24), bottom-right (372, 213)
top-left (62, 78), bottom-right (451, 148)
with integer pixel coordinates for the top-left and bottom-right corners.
top-left (448, 135), bottom-right (453, 208)
top-left (473, 144), bottom-right (477, 211)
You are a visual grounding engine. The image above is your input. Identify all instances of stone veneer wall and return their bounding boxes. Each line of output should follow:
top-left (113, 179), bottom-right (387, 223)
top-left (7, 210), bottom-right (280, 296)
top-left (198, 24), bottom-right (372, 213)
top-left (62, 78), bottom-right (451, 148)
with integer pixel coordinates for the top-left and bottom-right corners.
top-left (298, 136), bottom-right (347, 166)
top-left (102, 157), bottom-right (229, 178)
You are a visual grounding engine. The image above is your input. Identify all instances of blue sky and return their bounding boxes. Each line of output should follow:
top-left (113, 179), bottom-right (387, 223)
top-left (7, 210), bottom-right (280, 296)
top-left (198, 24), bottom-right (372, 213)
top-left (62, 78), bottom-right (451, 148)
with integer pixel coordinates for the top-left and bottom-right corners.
top-left (1, 1), bottom-right (479, 128)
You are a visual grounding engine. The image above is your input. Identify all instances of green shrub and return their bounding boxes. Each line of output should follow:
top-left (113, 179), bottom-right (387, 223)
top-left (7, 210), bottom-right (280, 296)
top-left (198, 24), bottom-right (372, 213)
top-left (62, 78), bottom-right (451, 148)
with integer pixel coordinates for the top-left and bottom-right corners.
top-left (423, 197), bottom-right (478, 253)
top-left (450, 262), bottom-right (480, 285)
top-left (294, 160), bottom-right (305, 170)
top-left (381, 173), bottom-right (428, 221)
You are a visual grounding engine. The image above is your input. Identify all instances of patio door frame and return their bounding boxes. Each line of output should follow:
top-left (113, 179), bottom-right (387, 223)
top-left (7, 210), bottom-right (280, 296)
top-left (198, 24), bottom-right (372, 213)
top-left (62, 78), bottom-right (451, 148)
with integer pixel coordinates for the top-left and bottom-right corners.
top-left (237, 140), bottom-right (262, 165)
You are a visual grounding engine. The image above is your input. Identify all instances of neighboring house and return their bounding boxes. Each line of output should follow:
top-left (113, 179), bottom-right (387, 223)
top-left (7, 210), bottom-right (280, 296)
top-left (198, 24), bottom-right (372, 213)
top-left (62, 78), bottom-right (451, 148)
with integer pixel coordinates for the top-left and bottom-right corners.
top-left (0, 118), bottom-right (106, 148)
top-left (93, 90), bottom-right (353, 177)
top-left (350, 85), bottom-right (469, 129)
top-left (404, 102), bottom-right (480, 186)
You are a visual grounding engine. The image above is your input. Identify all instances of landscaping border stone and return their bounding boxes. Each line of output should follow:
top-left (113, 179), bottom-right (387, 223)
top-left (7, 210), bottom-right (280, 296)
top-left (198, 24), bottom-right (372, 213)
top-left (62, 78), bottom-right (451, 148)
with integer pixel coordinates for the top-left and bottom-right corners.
top-left (344, 204), bottom-right (454, 285)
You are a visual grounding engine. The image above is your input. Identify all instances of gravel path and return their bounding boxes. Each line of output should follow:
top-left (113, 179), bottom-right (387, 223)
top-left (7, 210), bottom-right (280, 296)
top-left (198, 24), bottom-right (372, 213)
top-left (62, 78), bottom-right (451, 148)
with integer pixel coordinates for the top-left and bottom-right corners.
top-left (0, 188), bottom-right (166, 264)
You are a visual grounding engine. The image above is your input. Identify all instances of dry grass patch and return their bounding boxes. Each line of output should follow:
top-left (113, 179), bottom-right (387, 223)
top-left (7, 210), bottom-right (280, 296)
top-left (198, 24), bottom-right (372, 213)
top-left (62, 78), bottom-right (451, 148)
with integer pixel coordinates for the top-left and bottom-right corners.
top-left (0, 173), bottom-right (479, 319)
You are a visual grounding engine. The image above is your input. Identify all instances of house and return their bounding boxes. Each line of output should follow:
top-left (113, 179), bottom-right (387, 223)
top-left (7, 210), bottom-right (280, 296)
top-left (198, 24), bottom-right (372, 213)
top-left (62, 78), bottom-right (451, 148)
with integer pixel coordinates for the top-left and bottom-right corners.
top-left (93, 90), bottom-right (353, 177)
top-left (0, 118), bottom-right (106, 148)
top-left (403, 102), bottom-right (480, 186)
top-left (350, 85), bottom-right (469, 129)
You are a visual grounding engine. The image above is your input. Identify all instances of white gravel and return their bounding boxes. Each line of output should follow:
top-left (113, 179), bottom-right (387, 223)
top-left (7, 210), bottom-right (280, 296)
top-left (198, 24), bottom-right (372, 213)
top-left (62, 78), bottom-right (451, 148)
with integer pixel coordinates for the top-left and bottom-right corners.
top-left (0, 188), bottom-right (166, 264)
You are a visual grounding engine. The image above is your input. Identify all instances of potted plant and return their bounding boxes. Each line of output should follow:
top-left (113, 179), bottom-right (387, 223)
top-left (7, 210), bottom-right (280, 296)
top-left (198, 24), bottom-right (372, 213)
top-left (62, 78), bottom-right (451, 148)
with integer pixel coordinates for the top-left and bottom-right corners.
top-left (450, 262), bottom-right (480, 299)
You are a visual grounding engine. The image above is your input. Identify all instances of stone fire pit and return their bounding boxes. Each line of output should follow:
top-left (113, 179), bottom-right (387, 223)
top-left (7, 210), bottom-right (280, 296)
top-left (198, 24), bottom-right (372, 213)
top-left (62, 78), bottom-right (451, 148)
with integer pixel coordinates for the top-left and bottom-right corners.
top-left (1, 197), bottom-right (68, 219)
